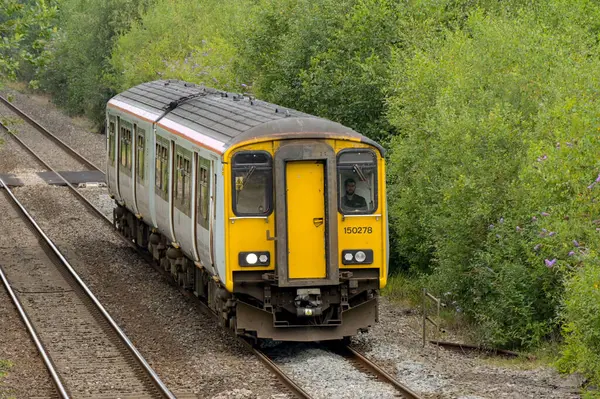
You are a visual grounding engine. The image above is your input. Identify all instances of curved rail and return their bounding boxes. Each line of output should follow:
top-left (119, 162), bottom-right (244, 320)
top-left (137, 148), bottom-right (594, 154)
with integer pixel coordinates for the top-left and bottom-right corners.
top-left (0, 121), bottom-right (111, 226)
top-left (0, 177), bottom-right (175, 399)
top-left (333, 344), bottom-right (423, 399)
top-left (0, 116), bottom-right (311, 399)
top-left (0, 262), bottom-right (69, 398)
top-left (245, 341), bottom-right (313, 399)
top-left (0, 94), bottom-right (102, 171)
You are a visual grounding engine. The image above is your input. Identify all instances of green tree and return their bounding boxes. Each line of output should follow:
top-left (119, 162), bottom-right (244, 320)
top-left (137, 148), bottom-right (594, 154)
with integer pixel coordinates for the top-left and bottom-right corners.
top-left (0, 0), bottom-right (59, 83)
top-left (110, 0), bottom-right (251, 93)
top-left (40, 0), bottom-right (152, 126)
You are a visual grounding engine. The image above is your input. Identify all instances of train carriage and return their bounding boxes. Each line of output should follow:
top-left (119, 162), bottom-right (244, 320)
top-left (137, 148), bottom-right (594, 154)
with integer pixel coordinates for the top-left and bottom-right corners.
top-left (107, 80), bottom-right (387, 342)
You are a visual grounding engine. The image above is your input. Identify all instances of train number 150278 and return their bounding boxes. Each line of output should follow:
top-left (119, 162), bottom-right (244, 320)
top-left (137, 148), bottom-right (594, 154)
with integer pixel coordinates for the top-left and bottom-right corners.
top-left (343, 226), bottom-right (373, 234)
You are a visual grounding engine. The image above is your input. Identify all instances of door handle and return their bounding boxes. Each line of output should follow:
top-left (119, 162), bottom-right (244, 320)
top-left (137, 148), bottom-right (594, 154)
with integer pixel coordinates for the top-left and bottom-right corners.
top-left (266, 229), bottom-right (277, 241)
top-left (313, 218), bottom-right (324, 227)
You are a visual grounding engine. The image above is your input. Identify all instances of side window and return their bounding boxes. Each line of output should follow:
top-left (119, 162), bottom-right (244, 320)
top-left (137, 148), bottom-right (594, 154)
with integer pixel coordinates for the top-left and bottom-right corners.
top-left (197, 159), bottom-right (210, 228)
top-left (231, 151), bottom-right (273, 216)
top-left (155, 143), bottom-right (162, 190)
top-left (174, 147), bottom-right (192, 216)
top-left (120, 123), bottom-right (132, 172)
top-left (337, 149), bottom-right (378, 214)
top-left (108, 117), bottom-right (115, 165)
top-left (136, 128), bottom-right (145, 183)
top-left (162, 146), bottom-right (169, 194)
top-left (155, 139), bottom-right (169, 200)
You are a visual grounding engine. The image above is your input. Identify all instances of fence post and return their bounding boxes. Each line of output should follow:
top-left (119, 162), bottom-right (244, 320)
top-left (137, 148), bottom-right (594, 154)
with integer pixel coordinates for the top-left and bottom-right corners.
top-left (422, 288), bottom-right (442, 358)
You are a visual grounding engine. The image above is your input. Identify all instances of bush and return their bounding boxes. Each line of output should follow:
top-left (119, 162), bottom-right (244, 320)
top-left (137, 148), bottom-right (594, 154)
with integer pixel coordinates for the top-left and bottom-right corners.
top-left (559, 260), bottom-right (600, 391)
top-left (40, 0), bottom-right (152, 126)
top-left (237, 0), bottom-right (399, 141)
top-left (110, 0), bottom-right (251, 94)
top-left (387, 2), bottom-right (600, 349)
top-left (0, 0), bottom-right (59, 83)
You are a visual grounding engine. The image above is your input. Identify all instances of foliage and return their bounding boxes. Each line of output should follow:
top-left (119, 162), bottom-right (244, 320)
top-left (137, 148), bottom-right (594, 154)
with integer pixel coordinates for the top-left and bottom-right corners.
top-left (387, 2), bottom-right (600, 349)
top-left (109, 0), bottom-right (251, 93)
top-left (0, 359), bottom-right (12, 379)
top-left (558, 260), bottom-right (600, 393)
top-left (237, 0), bottom-right (400, 141)
top-left (39, 0), bottom-right (152, 126)
top-left (0, 0), bottom-right (59, 84)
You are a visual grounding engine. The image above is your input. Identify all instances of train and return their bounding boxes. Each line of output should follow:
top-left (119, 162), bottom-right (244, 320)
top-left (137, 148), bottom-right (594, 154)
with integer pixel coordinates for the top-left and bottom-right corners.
top-left (106, 79), bottom-right (388, 342)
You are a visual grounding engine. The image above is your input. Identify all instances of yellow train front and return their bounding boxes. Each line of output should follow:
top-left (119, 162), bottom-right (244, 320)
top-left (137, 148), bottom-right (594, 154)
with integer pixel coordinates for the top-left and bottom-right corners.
top-left (107, 80), bottom-right (387, 342)
top-left (226, 126), bottom-right (387, 342)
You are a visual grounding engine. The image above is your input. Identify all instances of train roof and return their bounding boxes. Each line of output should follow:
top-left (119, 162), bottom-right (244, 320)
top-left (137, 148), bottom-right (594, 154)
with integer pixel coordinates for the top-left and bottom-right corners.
top-left (107, 80), bottom-right (384, 155)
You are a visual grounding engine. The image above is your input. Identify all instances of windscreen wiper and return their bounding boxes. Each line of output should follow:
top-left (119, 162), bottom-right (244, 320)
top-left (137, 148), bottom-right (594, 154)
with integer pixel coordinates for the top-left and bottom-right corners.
top-left (353, 164), bottom-right (367, 182)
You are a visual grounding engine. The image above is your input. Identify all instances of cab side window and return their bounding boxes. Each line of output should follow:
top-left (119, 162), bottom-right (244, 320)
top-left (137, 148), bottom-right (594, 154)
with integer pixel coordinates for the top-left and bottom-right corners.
top-left (231, 151), bottom-right (273, 216)
top-left (337, 150), bottom-right (378, 214)
top-left (108, 117), bottom-right (116, 165)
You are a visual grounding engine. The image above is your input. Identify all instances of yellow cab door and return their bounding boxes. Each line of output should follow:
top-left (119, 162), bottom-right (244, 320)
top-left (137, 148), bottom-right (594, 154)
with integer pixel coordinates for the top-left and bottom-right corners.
top-left (286, 161), bottom-right (327, 279)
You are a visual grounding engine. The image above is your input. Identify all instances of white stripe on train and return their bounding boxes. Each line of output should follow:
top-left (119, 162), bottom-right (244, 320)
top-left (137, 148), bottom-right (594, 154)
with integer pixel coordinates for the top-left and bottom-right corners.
top-left (108, 99), bottom-right (226, 153)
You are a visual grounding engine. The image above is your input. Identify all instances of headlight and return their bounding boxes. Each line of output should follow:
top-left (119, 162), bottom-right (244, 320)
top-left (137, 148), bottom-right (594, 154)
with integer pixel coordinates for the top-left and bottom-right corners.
top-left (239, 251), bottom-right (270, 266)
top-left (341, 249), bottom-right (373, 265)
top-left (355, 251), bottom-right (366, 263)
top-left (246, 253), bottom-right (258, 265)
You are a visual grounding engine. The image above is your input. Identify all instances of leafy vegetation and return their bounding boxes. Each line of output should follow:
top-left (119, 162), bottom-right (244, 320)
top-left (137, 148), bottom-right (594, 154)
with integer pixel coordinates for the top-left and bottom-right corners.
top-left (110, 0), bottom-right (250, 93)
top-left (0, 359), bottom-right (12, 384)
top-left (0, 0), bottom-right (59, 83)
top-left (40, 0), bottom-right (153, 126)
top-left (4, 0), bottom-right (600, 392)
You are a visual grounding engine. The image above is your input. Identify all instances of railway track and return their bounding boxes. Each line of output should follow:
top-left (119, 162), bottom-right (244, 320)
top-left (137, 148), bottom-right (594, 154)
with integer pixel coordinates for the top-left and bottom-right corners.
top-left (0, 177), bottom-right (173, 398)
top-left (0, 94), bottom-right (102, 172)
top-left (0, 100), bottom-right (315, 398)
top-left (260, 342), bottom-right (423, 399)
top-left (332, 344), bottom-right (422, 399)
top-left (0, 98), bottom-right (424, 399)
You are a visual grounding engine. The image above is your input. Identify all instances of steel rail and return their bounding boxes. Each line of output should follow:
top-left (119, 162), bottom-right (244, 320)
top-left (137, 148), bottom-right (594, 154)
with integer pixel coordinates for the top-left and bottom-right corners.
top-left (0, 122), bottom-right (112, 226)
top-left (245, 342), bottom-right (313, 399)
top-left (343, 345), bottom-right (423, 399)
top-left (0, 177), bottom-right (175, 399)
top-left (2, 104), bottom-right (320, 399)
top-left (1, 117), bottom-right (310, 399)
top-left (0, 94), bottom-right (102, 171)
top-left (0, 237), bottom-right (70, 398)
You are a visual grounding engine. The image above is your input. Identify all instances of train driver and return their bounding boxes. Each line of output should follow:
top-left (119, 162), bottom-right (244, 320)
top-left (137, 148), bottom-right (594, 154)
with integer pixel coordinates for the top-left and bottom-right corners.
top-left (342, 178), bottom-right (367, 210)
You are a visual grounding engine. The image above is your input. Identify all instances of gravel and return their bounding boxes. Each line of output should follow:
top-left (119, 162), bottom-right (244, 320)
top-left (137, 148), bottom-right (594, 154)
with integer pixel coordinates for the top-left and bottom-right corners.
top-left (351, 298), bottom-right (583, 398)
top-left (79, 185), bottom-right (115, 219)
top-left (0, 277), bottom-right (55, 399)
top-left (0, 87), bottom-right (106, 170)
top-left (266, 343), bottom-right (398, 399)
top-left (0, 100), bottom-right (91, 172)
